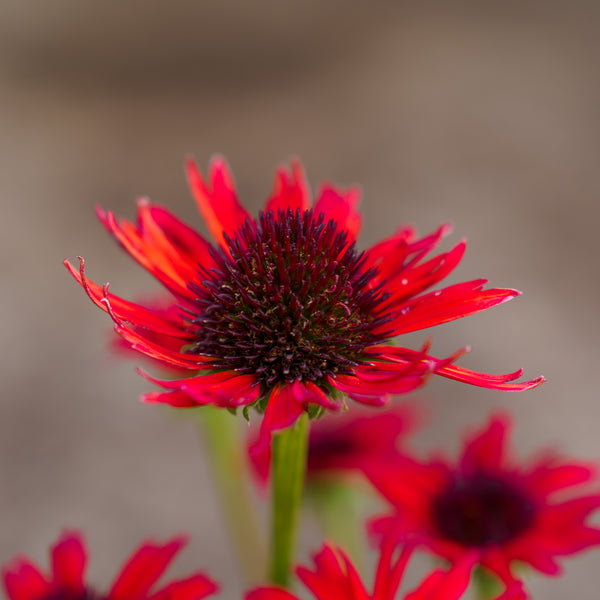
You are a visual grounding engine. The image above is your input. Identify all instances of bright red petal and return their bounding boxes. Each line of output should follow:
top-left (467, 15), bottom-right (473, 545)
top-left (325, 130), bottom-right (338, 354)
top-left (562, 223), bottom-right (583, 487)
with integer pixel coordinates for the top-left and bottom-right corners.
top-left (313, 185), bottom-right (362, 242)
top-left (51, 532), bottom-right (87, 594)
top-left (149, 573), bottom-right (219, 600)
top-left (2, 562), bottom-right (51, 600)
top-left (245, 588), bottom-right (299, 600)
top-left (264, 160), bottom-right (310, 214)
top-left (186, 156), bottom-right (252, 250)
top-left (252, 383), bottom-right (307, 454)
top-left (387, 280), bottom-right (520, 336)
top-left (109, 537), bottom-right (186, 600)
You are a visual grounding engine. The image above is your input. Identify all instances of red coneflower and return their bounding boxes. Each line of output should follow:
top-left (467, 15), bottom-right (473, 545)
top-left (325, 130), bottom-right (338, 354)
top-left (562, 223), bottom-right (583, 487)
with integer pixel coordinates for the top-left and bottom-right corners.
top-left (2, 532), bottom-right (218, 600)
top-left (367, 413), bottom-right (600, 583)
top-left (65, 157), bottom-right (543, 450)
top-left (245, 540), bottom-right (525, 600)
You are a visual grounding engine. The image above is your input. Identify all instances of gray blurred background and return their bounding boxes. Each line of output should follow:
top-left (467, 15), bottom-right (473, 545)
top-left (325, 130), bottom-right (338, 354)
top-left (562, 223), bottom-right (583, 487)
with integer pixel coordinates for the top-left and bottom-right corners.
top-left (1, 1), bottom-right (599, 598)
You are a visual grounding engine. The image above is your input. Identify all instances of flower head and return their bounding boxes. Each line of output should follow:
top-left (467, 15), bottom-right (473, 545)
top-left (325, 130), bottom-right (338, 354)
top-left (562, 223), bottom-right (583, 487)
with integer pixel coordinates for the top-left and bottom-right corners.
top-left (245, 540), bottom-right (523, 600)
top-left (2, 531), bottom-right (218, 600)
top-left (367, 413), bottom-right (600, 582)
top-left (65, 157), bottom-right (543, 450)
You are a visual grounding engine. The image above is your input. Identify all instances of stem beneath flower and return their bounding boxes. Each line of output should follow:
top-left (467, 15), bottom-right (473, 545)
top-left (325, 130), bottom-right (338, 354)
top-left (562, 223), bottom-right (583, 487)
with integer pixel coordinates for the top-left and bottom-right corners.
top-left (308, 481), bottom-right (366, 571)
top-left (269, 413), bottom-right (309, 587)
top-left (472, 566), bottom-right (502, 600)
top-left (198, 407), bottom-right (266, 584)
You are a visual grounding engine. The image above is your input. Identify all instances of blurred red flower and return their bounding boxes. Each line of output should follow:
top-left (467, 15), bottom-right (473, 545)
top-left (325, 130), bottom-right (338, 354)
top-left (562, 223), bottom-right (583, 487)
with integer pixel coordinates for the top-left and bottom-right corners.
top-left (245, 540), bottom-right (525, 600)
top-left (367, 413), bottom-right (600, 582)
top-left (2, 532), bottom-right (218, 600)
top-left (65, 157), bottom-right (543, 450)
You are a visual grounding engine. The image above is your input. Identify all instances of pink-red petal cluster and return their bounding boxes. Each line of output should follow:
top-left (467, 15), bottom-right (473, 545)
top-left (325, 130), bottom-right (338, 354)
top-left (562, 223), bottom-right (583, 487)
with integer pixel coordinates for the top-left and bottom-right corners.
top-left (2, 532), bottom-right (218, 600)
top-left (367, 413), bottom-right (600, 582)
top-left (245, 541), bottom-right (523, 600)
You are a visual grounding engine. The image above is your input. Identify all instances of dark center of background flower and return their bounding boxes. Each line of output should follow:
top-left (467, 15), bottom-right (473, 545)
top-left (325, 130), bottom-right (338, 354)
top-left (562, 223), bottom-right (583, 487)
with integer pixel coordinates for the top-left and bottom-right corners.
top-left (432, 473), bottom-right (536, 546)
top-left (189, 208), bottom-right (390, 389)
top-left (44, 588), bottom-right (102, 600)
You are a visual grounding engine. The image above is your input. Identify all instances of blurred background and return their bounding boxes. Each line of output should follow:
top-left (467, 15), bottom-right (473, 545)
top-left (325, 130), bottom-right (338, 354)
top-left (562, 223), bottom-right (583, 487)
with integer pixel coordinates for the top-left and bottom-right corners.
top-left (1, 1), bottom-right (599, 597)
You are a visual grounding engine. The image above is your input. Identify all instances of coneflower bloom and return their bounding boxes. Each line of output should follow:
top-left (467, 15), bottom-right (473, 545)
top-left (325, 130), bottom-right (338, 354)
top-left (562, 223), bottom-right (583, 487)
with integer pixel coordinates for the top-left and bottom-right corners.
top-left (249, 403), bottom-right (422, 485)
top-left (367, 413), bottom-right (600, 583)
top-left (2, 531), bottom-right (218, 600)
top-left (245, 540), bottom-right (525, 600)
top-left (65, 157), bottom-right (543, 450)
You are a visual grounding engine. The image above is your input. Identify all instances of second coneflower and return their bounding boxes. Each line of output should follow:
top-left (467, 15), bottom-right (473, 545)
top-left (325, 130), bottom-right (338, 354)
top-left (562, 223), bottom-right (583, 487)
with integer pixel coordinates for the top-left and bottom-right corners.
top-left (65, 157), bottom-right (543, 449)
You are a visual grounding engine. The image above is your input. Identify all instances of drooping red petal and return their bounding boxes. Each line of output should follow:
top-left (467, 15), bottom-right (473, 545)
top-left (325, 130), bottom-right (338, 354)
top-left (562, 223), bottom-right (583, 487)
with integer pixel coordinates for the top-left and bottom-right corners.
top-left (138, 369), bottom-right (260, 408)
top-left (313, 184), bottom-right (362, 242)
top-left (252, 383), bottom-right (307, 455)
top-left (64, 258), bottom-right (194, 341)
top-left (51, 532), bottom-right (87, 594)
top-left (434, 363), bottom-right (545, 391)
top-left (109, 537), bottom-right (186, 600)
top-left (2, 562), bottom-right (51, 600)
top-left (149, 573), bottom-right (219, 600)
top-left (245, 588), bottom-right (299, 600)
top-left (100, 290), bottom-right (209, 370)
top-left (264, 160), bottom-right (311, 214)
top-left (186, 156), bottom-right (252, 250)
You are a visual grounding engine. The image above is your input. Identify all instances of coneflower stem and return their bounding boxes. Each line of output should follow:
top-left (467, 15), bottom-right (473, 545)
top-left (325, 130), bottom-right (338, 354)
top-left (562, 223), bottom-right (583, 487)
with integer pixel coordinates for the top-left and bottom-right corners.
top-left (472, 566), bottom-right (501, 600)
top-left (198, 407), bottom-right (266, 584)
top-left (269, 413), bottom-right (309, 587)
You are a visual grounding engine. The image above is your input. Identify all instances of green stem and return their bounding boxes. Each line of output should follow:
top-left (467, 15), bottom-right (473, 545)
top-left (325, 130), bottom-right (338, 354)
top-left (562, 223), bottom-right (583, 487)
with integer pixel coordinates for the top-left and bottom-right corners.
top-left (308, 481), bottom-right (366, 570)
top-left (472, 566), bottom-right (501, 600)
top-left (198, 407), bottom-right (266, 584)
top-left (269, 413), bottom-right (309, 587)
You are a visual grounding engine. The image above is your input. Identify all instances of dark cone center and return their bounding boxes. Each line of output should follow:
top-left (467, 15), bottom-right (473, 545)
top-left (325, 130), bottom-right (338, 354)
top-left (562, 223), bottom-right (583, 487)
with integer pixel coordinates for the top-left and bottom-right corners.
top-left (188, 208), bottom-right (390, 389)
top-left (432, 473), bottom-right (536, 547)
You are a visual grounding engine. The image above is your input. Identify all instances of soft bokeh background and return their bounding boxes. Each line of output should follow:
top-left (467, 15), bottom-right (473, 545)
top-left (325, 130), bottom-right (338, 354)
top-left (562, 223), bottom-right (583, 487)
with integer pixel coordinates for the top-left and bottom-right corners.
top-left (1, 2), bottom-right (599, 598)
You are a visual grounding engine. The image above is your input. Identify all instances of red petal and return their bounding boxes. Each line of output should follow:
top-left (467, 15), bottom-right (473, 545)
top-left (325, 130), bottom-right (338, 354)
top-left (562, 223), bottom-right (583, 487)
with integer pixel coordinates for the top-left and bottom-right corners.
top-left (434, 363), bottom-right (545, 391)
top-left (245, 588), bottom-right (299, 600)
top-left (387, 281), bottom-right (520, 336)
top-left (64, 258), bottom-right (194, 341)
top-left (138, 369), bottom-right (260, 408)
top-left (379, 242), bottom-right (466, 307)
top-left (109, 537), bottom-right (187, 600)
top-left (405, 553), bottom-right (477, 600)
top-left (2, 562), bottom-right (51, 600)
top-left (527, 461), bottom-right (597, 497)
top-left (313, 185), bottom-right (362, 242)
top-left (149, 573), bottom-right (219, 600)
top-left (95, 202), bottom-right (208, 298)
top-left (51, 532), bottom-right (86, 593)
top-left (460, 414), bottom-right (511, 473)
top-left (186, 157), bottom-right (252, 250)
top-left (252, 384), bottom-right (306, 454)
top-left (264, 160), bottom-right (310, 214)
top-left (296, 545), bottom-right (362, 600)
